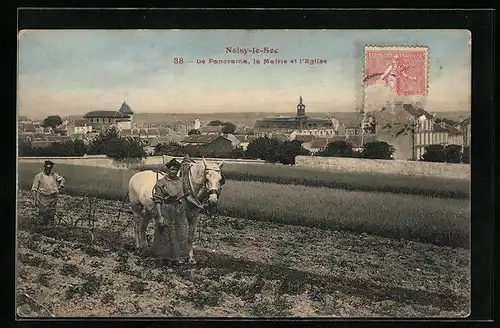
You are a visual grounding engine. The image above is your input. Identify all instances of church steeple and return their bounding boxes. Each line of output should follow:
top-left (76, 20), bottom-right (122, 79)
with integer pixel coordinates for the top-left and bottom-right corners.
top-left (295, 96), bottom-right (307, 131)
top-left (296, 96), bottom-right (306, 117)
top-left (119, 100), bottom-right (134, 115)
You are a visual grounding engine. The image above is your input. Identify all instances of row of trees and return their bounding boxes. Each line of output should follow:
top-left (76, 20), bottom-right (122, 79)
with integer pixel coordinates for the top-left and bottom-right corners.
top-left (421, 144), bottom-right (470, 164)
top-left (153, 141), bottom-right (247, 160)
top-left (155, 138), bottom-right (397, 164)
top-left (19, 127), bottom-right (470, 165)
top-left (19, 126), bottom-right (147, 160)
top-left (153, 138), bottom-right (306, 164)
top-left (315, 140), bottom-right (396, 160)
top-left (314, 139), bottom-right (469, 163)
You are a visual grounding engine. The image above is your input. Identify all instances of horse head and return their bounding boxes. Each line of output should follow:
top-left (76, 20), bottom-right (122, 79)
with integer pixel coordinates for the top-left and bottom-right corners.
top-left (202, 157), bottom-right (225, 207)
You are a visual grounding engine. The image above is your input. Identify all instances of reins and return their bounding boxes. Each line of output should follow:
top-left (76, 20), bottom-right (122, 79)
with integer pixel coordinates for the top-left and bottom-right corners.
top-left (181, 162), bottom-right (222, 241)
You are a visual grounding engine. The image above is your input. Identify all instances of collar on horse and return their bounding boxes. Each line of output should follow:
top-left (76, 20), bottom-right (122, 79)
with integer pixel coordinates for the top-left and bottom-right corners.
top-left (181, 162), bottom-right (208, 209)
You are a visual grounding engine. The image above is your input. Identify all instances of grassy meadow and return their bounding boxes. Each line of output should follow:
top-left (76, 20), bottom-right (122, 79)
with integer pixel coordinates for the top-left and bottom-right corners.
top-left (18, 163), bottom-right (470, 248)
top-left (141, 163), bottom-right (470, 199)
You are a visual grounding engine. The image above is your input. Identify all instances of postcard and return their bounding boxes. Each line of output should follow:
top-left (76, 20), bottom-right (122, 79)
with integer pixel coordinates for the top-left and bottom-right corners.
top-left (17, 29), bottom-right (471, 318)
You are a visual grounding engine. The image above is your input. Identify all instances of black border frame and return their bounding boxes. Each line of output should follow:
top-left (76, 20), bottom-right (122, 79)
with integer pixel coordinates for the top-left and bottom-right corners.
top-left (9, 7), bottom-right (495, 328)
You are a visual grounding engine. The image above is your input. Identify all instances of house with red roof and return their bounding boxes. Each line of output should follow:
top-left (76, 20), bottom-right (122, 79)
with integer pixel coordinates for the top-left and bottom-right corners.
top-left (180, 133), bottom-right (235, 155)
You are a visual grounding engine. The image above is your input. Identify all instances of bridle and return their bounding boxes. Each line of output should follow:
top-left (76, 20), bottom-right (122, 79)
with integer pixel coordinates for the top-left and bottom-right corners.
top-left (183, 161), bottom-right (224, 208)
top-left (204, 166), bottom-right (224, 198)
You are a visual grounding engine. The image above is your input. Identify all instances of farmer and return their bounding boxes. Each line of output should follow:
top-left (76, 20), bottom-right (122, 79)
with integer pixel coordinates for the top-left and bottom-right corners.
top-left (31, 160), bottom-right (65, 226)
top-left (151, 158), bottom-right (190, 265)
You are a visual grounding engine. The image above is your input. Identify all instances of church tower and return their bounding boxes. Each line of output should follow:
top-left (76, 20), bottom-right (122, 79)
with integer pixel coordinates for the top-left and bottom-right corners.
top-left (296, 96), bottom-right (306, 117)
top-left (295, 96), bottom-right (307, 131)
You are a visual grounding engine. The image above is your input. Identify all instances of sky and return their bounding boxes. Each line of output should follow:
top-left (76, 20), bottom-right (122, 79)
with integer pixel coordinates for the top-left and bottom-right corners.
top-left (18, 29), bottom-right (471, 118)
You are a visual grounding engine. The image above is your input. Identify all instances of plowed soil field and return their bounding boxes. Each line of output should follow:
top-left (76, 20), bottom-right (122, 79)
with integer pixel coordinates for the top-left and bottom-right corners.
top-left (16, 191), bottom-right (470, 318)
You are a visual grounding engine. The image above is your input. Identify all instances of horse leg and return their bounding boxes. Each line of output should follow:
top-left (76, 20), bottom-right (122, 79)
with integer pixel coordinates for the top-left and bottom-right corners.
top-left (186, 205), bottom-right (200, 264)
top-left (130, 203), bottom-right (144, 249)
top-left (140, 209), bottom-right (153, 249)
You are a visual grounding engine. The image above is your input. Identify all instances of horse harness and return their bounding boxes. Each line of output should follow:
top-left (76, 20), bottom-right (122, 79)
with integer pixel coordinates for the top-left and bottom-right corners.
top-left (181, 162), bottom-right (207, 207)
top-left (181, 161), bottom-right (224, 209)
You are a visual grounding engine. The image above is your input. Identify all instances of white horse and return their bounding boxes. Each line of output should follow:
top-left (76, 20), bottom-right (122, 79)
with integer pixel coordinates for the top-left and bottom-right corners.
top-left (128, 158), bottom-right (225, 264)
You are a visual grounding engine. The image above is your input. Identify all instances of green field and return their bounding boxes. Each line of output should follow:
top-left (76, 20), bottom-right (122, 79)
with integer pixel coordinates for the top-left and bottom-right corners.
top-left (141, 163), bottom-right (470, 199)
top-left (18, 163), bottom-right (470, 248)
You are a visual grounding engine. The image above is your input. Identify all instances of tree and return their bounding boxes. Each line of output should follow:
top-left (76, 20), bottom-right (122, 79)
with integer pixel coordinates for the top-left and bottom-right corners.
top-left (227, 146), bottom-right (246, 159)
top-left (421, 144), bottom-right (446, 162)
top-left (188, 129), bottom-right (201, 135)
top-left (85, 125), bottom-right (146, 159)
top-left (87, 125), bottom-right (121, 155)
top-left (207, 120), bottom-right (223, 126)
top-left (444, 144), bottom-right (462, 163)
top-left (221, 122), bottom-right (236, 134)
top-left (462, 146), bottom-right (471, 164)
top-left (361, 141), bottom-right (395, 160)
top-left (18, 136), bottom-right (33, 156)
top-left (106, 137), bottom-right (146, 160)
top-left (154, 142), bottom-right (186, 156)
top-left (317, 140), bottom-right (355, 158)
top-left (245, 137), bottom-right (281, 162)
top-left (278, 140), bottom-right (310, 165)
top-left (18, 134), bottom-right (90, 157)
top-left (41, 115), bottom-right (63, 129)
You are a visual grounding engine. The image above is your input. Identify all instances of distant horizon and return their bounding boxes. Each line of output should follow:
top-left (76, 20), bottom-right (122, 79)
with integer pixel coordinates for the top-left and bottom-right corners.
top-left (20, 109), bottom-right (471, 122)
top-left (18, 30), bottom-right (471, 119)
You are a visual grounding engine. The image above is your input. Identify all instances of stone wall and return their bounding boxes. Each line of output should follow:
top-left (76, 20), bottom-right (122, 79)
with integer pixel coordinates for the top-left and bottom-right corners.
top-left (295, 156), bottom-right (470, 180)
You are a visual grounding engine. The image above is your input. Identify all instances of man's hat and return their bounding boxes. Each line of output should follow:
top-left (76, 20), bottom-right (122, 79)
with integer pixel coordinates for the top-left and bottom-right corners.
top-left (44, 160), bottom-right (55, 167)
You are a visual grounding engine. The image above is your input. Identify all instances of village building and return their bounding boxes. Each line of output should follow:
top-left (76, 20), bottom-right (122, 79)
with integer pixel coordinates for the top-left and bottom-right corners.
top-left (436, 122), bottom-right (464, 148)
top-left (180, 133), bottom-right (238, 155)
top-left (199, 125), bottom-right (224, 135)
top-left (82, 101), bottom-right (134, 130)
top-left (459, 116), bottom-right (471, 147)
top-left (165, 121), bottom-right (196, 135)
top-left (374, 101), bottom-right (435, 160)
top-left (373, 101), bottom-right (466, 160)
top-left (254, 96), bottom-right (336, 135)
top-left (234, 125), bottom-right (254, 135)
top-left (233, 135), bottom-right (258, 151)
top-left (66, 119), bottom-right (95, 135)
top-left (294, 135), bottom-right (316, 151)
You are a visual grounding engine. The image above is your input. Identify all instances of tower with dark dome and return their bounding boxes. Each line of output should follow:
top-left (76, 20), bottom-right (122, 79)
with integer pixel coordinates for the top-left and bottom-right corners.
top-left (295, 96), bottom-right (307, 131)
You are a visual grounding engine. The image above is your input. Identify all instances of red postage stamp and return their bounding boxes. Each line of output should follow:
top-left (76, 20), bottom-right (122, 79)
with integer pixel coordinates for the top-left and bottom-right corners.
top-left (364, 46), bottom-right (429, 96)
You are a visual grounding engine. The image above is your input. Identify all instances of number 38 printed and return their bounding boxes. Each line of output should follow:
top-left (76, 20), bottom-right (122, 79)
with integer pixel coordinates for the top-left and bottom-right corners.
top-left (173, 57), bottom-right (184, 64)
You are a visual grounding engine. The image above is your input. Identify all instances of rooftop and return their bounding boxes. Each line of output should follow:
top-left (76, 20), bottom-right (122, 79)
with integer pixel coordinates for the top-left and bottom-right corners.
top-left (233, 134), bottom-right (258, 143)
top-left (83, 111), bottom-right (131, 119)
top-left (181, 134), bottom-right (221, 144)
top-left (402, 104), bottom-right (434, 120)
top-left (295, 135), bottom-right (315, 143)
top-left (310, 137), bottom-right (331, 149)
top-left (441, 123), bottom-right (464, 136)
top-left (433, 125), bottom-right (449, 133)
top-left (257, 116), bottom-right (297, 122)
top-left (460, 116), bottom-right (471, 126)
top-left (119, 101), bottom-right (134, 115)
